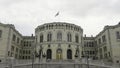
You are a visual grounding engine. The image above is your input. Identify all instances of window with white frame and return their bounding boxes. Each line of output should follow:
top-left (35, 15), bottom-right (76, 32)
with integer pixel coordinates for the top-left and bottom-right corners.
top-left (116, 31), bottom-right (120, 39)
top-left (57, 32), bottom-right (62, 41)
top-left (0, 30), bottom-right (2, 38)
top-left (67, 33), bottom-right (72, 42)
top-left (47, 32), bottom-right (52, 42)
top-left (40, 34), bottom-right (43, 42)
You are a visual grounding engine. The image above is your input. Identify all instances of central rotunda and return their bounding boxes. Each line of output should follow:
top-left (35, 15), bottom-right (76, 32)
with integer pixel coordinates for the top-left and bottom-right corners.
top-left (35, 22), bottom-right (83, 61)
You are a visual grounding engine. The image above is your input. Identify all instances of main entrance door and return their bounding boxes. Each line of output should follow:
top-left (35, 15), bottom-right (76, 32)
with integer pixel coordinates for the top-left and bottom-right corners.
top-left (56, 49), bottom-right (62, 60)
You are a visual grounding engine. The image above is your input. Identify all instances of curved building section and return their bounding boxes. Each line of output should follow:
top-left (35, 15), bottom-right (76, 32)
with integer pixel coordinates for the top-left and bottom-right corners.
top-left (35, 22), bottom-right (83, 61)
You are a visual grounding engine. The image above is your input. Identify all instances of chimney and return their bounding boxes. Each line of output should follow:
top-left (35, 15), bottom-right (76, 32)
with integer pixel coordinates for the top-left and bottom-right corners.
top-left (91, 35), bottom-right (93, 37)
top-left (118, 22), bottom-right (120, 25)
top-left (84, 34), bottom-right (86, 37)
top-left (31, 34), bottom-right (33, 37)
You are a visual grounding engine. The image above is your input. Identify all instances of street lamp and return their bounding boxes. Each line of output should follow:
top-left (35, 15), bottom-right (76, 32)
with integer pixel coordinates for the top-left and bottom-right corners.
top-left (31, 42), bottom-right (36, 68)
top-left (86, 56), bottom-right (89, 68)
top-left (32, 52), bottom-right (34, 68)
top-left (82, 52), bottom-right (89, 68)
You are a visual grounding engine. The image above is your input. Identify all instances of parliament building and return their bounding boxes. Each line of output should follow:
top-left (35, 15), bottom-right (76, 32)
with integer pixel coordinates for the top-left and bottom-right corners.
top-left (0, 22), bottom-right (120, 64)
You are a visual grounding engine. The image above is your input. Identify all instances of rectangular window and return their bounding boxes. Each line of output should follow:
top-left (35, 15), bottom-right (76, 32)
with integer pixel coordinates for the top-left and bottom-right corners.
top-left (95, 41), bottom-right (97, 45)
top-left (0, 30), bottom-right (2, 38)
top-left (98, 38), bottom-right (101, 44)
top-left (16, 48), bottom-right (18, 53)
top-left (23, 50), bottom-right (25, 54)
top-left (20, 40), bottom-right (23, 45)
top-left (116, 31), bottom-right (120, 39)
top-left (29, 50), bottom-right (31, 54)
top-left (84, 42), bottom-right (87, 47)
top-left (24, 41), bottom-right (26, 46)
top-left (15, 54), bottom-right (17, 58)
top-left (102, 35), bottom-right (106, 42)
top-left (91, 42), bottom-right (94, 47)
top-left (75, 35), bottom-right (79, 43)
top-left (89, 42), bottom-right (91, 47)
top-left (20, 50), bottom-right (22, 54)
top-left (26, 50), bottom-right (28, 54)
top-left (87, 42), bottom-right (89, 47)
top-left (26, 41), bottom-right (28, 46)
top-left (40, 35), bottom-right (43, 42)
top-left (90, 51), bottom-right (92, 55)
top-left (108, 52), bottom-right (111, 57)
top-left (11, 46), bottom-right (14, 51)
top-left (99, 48), bottom-right (102, 55)
top-left (12, 34), bottom-right (16, 41)
top-left (93, 51), bottom-right (95, 54)
top-left (29, 42), bottom-right (31, 46)
top-left (23, 56), bottom-right (24, 59)
top-left (104, 53), bottom-right (107, 58)
top-left (17, 37), bottom-right (20, 44)
top-left (103, 46), bottom-right (107, 52)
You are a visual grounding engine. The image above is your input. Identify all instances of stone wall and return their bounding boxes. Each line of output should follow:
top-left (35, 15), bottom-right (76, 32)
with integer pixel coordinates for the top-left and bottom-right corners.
top-left (13, 63), bottom-right (112, 68)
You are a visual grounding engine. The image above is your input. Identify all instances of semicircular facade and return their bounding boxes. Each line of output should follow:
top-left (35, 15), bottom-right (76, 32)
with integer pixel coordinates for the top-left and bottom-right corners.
top-left (35, 22), bottom-right (83, 61)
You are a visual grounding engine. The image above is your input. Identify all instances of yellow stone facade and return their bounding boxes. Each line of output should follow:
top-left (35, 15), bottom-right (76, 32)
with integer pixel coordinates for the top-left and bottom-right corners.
top-left (35, 22), bottom-right (83, 60)
top-left (0, 22), bottom-right (120, 64)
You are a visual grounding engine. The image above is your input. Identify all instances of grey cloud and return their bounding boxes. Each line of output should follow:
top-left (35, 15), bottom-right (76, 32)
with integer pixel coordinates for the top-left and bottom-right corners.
top-left (57, 0), bottom-right (120, 17)
top-left (0, 0), bottom-right (120, 36)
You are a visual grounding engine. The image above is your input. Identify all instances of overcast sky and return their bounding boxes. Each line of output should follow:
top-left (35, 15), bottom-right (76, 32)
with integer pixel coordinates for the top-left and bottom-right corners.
top-left (0, 0), bottom-right (120, 36)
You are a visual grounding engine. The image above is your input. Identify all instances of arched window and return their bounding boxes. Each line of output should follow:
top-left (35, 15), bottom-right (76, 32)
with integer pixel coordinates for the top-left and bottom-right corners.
top-left (67, 33), bottom-right (72, 42)
top-left (47, 33), bottom-right (52, 42)
top-left (46, 49), bottom-right (52, 59)
top-left (67, 49), bottom-right (72, 59)
top-left (57, 32), bottom-right (62, 41)
top-left (40, 34), bottom-right (43, 42)
top-left (75, 34), bottom-right (79, 43)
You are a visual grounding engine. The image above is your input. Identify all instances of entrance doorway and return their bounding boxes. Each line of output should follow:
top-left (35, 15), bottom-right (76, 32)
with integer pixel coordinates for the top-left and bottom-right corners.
top-left (56, 48), bottom-right (62, 60)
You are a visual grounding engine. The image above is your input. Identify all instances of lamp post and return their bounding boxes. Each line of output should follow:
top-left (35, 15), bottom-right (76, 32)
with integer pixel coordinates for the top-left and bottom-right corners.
top-left (82, 52), bottom-right (89, 68)
top-left (31, 42), bottom-right (36, 68)
top-left (86, 56), bottom-right (89, 68)
top-left (32, 52), bottom-right (34, 68)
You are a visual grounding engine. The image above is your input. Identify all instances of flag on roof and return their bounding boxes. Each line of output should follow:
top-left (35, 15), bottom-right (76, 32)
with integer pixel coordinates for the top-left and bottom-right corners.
top-left (55, 11), bottom-right (59, 17)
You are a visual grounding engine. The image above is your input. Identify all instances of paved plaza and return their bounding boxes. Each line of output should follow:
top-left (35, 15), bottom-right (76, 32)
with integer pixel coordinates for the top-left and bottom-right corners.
top-left (0, 59), bottom-right (120, 68)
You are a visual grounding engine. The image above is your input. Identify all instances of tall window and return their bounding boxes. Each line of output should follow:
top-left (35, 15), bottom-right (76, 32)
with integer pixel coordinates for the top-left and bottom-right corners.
top-left (47, 49), bottom-right (52, 59)
top-left (102, 35), bottom-right (106, 42)
top-left (47, 33), bottom-right (52, 42)
top-left (99, 48), bottom-right (103, 59)
top-left (67, 33), bottom-right (72, 42)
top-left (0, 30), bottom-right (2, 38)
top-left (104, 53), bottom-right (108, 58)
top-left (12, 34), bottom-right (16, 41)
top-left (17, 37), bottom-right (20, 44)
top-left (40, 34), bottom-right (43, 42)
top-left (67, 49), bottom-right (72, 59)
top-left (98, 38), bottom-right (101, 44)
top-left (57, 32), bottom-right (62, 41)
top-left (11, 46), bottom-right (14, 51)
top-left (89, 42), bottom-right (92, 47)
top-left (116, 31), bottom-right (120, 39)
top-left (16, 48), bottom-right (18, 53)
top-left (103, 46), bottom-right (107, 52)
top-left (75, 35), bottom-right (79, 43)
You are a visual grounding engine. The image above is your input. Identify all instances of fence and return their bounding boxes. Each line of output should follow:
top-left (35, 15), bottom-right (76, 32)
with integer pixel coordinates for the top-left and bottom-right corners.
top-left (14, 63), bottom-right (110, 68)
top-left (0, 59), bottom-right (120, 68)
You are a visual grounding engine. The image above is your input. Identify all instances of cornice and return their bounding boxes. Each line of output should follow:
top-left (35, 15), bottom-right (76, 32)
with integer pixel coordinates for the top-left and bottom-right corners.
top-left (83, 37), bottom-right (95, 40)
top-left (23, 36), bottom-right (35, 39)
top-left (0, 22), bottom-right (23, 37)
top-left (95, 22), bottom-right (120, 38)
top-left (35, 22), bottom-right (83, 33)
